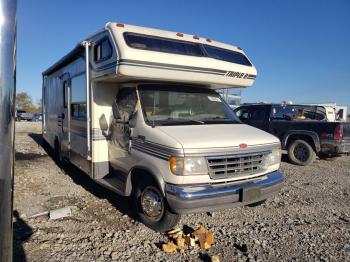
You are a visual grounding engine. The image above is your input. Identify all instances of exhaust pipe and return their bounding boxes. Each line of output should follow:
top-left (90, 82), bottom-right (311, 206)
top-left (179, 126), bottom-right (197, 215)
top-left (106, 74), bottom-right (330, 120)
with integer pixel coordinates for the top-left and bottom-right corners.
top-left (0, 0), bottom-right (17, 261)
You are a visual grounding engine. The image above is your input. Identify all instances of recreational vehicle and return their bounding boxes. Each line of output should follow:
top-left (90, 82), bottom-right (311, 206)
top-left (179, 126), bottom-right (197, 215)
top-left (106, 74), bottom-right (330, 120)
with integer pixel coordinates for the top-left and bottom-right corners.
top-left (42, 23), bottom-right (284, 232)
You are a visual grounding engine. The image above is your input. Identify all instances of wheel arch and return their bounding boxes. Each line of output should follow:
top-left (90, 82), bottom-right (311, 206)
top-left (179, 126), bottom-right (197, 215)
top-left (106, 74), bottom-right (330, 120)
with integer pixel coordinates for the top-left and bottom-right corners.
top-left (283, 131), bottom-right (320, 152)
top-left (125, 165), bottom-right (165, 197)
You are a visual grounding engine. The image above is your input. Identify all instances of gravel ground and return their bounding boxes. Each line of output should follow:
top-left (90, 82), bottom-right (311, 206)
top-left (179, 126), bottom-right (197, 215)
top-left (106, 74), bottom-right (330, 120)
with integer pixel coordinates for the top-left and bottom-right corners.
top-left (13, 122), bottom-right (350, 262)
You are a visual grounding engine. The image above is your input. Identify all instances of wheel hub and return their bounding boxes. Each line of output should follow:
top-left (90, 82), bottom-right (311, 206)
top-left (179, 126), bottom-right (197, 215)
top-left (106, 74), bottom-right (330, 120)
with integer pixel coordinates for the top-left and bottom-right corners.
top-left (294, 144), bottom-right (309, 162)
top-left (141, 186), bottom-right (164, 218)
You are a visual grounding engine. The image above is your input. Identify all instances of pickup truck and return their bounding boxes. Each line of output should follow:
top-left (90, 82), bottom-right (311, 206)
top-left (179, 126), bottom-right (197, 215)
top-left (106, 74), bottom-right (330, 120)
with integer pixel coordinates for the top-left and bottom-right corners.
top-left (235, 104), bottom-right (350, 165)
top-left (16, 110), bottom-right (34, 121)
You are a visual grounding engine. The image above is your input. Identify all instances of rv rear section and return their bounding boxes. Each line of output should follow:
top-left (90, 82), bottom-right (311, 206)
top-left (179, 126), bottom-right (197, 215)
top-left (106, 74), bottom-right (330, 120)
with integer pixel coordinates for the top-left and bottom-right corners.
top-left (42, 23), bottom-right (283, 232)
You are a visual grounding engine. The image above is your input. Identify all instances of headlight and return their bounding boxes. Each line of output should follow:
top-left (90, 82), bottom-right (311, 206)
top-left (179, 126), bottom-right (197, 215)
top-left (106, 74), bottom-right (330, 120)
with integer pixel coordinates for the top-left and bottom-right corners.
top-left (169, 156), bottom-right (208, 175)
top-left (262, 148), bottom-right (282, 168)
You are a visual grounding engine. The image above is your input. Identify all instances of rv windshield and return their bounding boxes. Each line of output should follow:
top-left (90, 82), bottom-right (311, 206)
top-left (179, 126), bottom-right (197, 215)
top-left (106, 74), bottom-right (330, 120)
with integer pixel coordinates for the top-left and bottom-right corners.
top-left (138, 84), bottom-right (240, 126)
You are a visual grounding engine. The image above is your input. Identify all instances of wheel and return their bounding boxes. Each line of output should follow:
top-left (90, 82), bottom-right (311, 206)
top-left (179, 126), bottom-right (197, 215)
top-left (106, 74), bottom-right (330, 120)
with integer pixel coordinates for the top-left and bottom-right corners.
top-left (134, 179), bottom-right (181, 232)
top-left (288, 139), bottom-right (316, 166)
top-left (246, 199), bottom-right (266, 207)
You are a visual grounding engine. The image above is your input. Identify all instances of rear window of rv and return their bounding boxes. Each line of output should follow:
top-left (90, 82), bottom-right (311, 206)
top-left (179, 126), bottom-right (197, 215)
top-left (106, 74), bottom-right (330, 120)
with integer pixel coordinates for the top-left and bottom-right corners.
top-left (123, 32), bottom-right (252, 66)
top-left (124, 33), bottom-right (204, 57)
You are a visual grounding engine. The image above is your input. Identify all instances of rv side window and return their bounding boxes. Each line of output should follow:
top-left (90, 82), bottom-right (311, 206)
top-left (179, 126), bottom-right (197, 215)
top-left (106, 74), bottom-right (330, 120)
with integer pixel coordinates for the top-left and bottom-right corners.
top-left (63, 81), bottom-right (68, 108)
top-left (203, 45), bottom-right (252, 66)
top-left (124, 33), bottom-right (204, 57)
top-left (71, 74), bottom-right (87, 119)
top-left (94, 39), bottom-right (112, 62)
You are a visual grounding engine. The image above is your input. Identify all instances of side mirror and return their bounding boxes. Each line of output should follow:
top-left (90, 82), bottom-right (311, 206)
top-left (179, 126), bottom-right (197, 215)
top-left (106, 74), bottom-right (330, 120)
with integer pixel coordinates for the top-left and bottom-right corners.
top-left (112, 103), bottom-right (121, 120)
top-left (99, 114), bottom-right (109, 132)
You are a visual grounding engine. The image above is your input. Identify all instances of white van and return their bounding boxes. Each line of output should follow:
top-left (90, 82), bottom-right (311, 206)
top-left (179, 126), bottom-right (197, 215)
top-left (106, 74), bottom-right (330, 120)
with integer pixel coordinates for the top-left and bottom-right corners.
top-left (42, 23), bottom-right (283, 232)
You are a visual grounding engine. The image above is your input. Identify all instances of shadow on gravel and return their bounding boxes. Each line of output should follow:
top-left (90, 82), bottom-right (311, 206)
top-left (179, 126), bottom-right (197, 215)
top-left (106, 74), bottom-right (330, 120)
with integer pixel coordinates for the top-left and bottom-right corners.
top-left (15, 152), bottom-right (47, 161)
top-left (13, 210), bottom-right (33, 262)
top-left (28, 133), bottom-right (138, 221)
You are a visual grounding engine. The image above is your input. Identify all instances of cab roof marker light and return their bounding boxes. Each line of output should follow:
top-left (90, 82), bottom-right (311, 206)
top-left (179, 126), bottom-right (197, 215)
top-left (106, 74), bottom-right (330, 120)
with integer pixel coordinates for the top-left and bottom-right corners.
top-left (176, 33), bottom-right (184, 37)
top-left (116, 23), bottom-right (125, 27)
top-left (206, 38), bottom-right (212, 43)
top-left (193, 35), bottom-right (200, 40)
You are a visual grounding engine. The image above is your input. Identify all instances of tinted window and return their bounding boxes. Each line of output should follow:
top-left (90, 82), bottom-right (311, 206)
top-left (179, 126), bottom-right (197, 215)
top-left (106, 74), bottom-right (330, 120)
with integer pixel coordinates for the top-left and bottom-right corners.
top-left (71, 74), bottom-right (86, 119)
top-left (203, 45), bottom-right (252, 66)
top-left (235, 107), bottom-right (250, 120)
top-left (235, 106), bottom-right (266, 121)
top-left (63, 81), bottom-right (68, 108)
top-left (71, 74), bottom-right (86, 103)
top-left (124, 33), bottom-right (204, 57)
top-left (94, 39), bottom-right (112, 62)
top-left (124, 33), bottom-right (252, 66)
top-left (249, 107), bottom-right (267, 121)
top-left (272, 105), bottom-right (326, 121)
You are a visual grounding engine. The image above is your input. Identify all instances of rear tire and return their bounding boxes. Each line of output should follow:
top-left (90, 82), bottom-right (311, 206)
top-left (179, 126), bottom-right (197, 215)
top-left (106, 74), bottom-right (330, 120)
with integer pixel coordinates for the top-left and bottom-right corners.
top-left (288, 139), bottom-right (316, 166)
top-left (134, 178), bottom-right (181, 232)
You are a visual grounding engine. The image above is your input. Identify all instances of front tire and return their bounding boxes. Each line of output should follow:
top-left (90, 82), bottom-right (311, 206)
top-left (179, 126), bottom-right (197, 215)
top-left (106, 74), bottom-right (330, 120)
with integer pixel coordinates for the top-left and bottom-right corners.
top-left (288, 139), bottom-right (316, 166)
top-left (134, 179), bottom-right (181, 232)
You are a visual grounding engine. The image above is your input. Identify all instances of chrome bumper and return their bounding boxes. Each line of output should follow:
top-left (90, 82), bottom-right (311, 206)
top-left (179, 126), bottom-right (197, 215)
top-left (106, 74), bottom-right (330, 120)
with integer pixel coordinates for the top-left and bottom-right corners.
top-left (165, 171), bottom-right (284, 214)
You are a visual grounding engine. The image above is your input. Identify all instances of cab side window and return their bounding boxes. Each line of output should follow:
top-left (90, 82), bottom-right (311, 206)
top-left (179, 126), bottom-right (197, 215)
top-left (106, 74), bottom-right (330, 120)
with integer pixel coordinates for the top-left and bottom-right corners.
top-left (236, 107), bottom-right (250, 121)
top-left (249, 106), bottom-right (267, 121)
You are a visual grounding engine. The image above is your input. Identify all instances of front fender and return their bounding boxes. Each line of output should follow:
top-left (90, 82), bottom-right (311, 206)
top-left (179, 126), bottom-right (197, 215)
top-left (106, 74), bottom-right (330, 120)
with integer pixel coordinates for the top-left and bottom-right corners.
top-left (125, 160), bottom-right (167, 197)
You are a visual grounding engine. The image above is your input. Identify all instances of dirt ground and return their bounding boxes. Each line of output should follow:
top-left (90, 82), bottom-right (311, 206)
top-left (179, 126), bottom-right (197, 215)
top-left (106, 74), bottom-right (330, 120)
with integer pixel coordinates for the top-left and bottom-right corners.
top-left (13, 122), bottom-right (350, 262)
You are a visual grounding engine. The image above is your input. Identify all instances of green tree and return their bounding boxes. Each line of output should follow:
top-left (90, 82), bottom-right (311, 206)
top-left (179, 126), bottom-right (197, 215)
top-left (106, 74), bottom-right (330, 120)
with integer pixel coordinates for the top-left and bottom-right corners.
top-left (36, 98), bottom-right (42, 113)
top-left (16, 92), bottom-right (36, 113)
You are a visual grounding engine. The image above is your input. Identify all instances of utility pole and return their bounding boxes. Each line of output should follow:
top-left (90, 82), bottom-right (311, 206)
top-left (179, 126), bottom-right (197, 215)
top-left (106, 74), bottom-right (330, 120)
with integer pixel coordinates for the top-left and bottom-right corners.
top-left (0, 0), bottom-right (17, 261)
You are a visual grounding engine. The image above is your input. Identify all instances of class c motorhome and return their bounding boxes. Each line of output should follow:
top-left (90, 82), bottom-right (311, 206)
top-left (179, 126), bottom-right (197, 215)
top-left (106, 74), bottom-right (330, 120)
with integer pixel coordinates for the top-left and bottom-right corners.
top-left (42, 22), bottom-right (284, 232)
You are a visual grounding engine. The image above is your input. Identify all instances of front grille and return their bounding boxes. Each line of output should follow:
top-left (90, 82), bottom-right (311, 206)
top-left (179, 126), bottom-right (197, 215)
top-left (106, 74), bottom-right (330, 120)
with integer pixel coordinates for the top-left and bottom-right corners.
top-left (206, 151), bottom-right (270, 180)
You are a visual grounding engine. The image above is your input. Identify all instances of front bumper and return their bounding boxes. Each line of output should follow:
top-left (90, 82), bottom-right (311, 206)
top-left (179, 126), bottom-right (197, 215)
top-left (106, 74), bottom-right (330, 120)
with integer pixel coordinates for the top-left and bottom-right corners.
top-left (165, 171), bottom-right (284, 214)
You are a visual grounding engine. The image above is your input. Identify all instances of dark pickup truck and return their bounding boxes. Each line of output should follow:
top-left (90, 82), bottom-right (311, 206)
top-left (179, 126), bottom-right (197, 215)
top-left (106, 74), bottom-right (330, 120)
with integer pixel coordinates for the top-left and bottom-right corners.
top-left (235, 104), bottom-right (350, 165)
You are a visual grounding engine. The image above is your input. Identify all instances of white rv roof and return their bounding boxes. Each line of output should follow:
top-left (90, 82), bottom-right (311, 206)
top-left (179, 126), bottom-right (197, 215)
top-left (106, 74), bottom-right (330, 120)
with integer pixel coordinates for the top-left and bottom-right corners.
top-left (106, 22), bottom-right (257, 88)
top-left (44, 22), bottom-right (257, 89)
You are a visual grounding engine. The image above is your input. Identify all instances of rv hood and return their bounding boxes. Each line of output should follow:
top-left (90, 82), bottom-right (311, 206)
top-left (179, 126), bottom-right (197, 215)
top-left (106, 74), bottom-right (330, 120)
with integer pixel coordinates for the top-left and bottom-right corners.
top-left (157, 123), bottom-right (280, 151)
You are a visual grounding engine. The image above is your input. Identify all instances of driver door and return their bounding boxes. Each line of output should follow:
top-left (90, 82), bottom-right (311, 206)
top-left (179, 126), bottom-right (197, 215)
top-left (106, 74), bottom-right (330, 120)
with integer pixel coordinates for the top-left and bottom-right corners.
top-left (105, 88), bottom-right (138, 192)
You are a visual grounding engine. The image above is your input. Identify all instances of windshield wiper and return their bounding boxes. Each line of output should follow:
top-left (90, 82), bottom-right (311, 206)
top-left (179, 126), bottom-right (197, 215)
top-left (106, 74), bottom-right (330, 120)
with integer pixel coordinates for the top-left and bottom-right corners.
top-left (162, 118), bottom-right (205, 125)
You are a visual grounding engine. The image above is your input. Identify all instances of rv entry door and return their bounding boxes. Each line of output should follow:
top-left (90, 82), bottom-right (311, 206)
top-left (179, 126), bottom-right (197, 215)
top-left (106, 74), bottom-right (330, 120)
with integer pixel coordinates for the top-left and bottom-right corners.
top-left (59, 75), bottom-right (71, 159)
